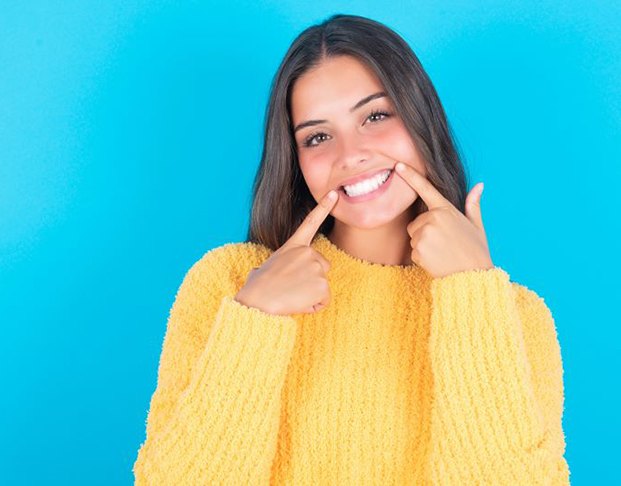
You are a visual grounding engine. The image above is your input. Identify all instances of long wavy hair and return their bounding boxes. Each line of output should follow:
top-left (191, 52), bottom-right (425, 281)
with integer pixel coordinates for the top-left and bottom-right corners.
top-left (245, 14), bottom-right (469, 250)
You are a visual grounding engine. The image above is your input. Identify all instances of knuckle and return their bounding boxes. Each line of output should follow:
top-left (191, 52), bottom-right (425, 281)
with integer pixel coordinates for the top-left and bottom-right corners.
top-left (306, 211), bottom-right (318, 225)
top-left (303, 246), bottom-right (316, 258)
top-left (313, 302), bottom-right (326, 312)
top-left (313, 259), bottom-right (323, 273)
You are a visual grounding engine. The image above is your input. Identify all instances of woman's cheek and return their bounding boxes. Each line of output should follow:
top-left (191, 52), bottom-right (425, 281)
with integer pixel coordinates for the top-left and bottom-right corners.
top-left (379, 128), bottom-right (413, 160)
top-left (299, 156), bottom-right (331, 198)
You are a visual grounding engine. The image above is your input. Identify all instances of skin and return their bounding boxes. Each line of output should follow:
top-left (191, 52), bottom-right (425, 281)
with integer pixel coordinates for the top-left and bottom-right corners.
top-left (291, 54), bottom-right (427, 266)
top-left (235, 56), bottom-right (494, 314)
top-left (235, 191), bottom-right (340, 314)
top-left (291, 54), bottom-right (494, 276)
top-left (395, 162), bottom-right (494, 278)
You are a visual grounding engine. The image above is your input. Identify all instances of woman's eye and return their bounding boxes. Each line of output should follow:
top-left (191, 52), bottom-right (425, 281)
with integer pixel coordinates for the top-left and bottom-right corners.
top-left (367, 109), bottom-right (391, 123)
top-left (301, 110), bottom-right (392, 148)
top-left (303, 131), bottom-right (329, 147)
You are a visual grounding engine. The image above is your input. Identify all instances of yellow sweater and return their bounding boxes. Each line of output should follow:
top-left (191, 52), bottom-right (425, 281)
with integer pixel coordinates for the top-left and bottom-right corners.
top-left (133, 232), bottom-right (570, 485)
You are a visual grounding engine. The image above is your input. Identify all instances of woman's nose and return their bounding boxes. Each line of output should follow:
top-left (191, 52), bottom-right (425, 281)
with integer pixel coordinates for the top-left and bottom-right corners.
top-left (337, 131), bottom-right (372, 169)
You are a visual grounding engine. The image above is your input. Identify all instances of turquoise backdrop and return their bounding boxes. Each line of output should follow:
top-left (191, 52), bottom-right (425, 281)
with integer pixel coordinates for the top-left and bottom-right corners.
top-left (1, 1), bottom-right (618, 484)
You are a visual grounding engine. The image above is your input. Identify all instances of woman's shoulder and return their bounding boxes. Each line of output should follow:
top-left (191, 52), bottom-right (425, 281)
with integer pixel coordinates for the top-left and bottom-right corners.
top-left (184, 239), bottom-right (274, 292)
top-left (510, 280), bottom-right (562, 350)
top-left (510, 280), bottom-right (551, 317)
top-left (197, 239), bottom-right (273, 267)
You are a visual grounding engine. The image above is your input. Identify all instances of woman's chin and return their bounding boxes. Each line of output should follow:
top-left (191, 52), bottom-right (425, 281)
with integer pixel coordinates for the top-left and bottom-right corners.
top-left (332, 209), bottom-right (405, 230)
top-left (334, 195), bottom-right (418, 227)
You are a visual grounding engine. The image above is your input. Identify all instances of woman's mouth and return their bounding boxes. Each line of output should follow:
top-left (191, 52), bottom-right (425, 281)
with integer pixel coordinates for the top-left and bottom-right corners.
top-left (338, 169), bottom-right (394, 204)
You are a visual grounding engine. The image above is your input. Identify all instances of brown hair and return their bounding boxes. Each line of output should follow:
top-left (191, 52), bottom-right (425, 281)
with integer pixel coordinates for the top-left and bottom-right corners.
top-left (245, 14), bottom-right (470, 250)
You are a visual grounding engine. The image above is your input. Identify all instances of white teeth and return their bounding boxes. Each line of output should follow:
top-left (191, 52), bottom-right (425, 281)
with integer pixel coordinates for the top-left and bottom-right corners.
top-left (343, 170), bottom-right (391, 197)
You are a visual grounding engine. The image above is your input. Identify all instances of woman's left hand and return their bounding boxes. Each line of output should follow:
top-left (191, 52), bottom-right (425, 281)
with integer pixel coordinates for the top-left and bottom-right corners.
top-left (394, 162), bottom-right (495, 279)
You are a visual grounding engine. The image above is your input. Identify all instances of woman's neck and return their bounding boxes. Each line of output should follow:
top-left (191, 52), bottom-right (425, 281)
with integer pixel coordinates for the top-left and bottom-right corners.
top-left (327, 207), bottom-right (418, 266)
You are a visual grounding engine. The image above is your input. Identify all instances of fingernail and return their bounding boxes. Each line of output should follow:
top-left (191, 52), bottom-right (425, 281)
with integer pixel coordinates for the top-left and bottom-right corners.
top-left (396, 162), bottom-right (405, 172)
top-left (327, 190), bottom-right (337, 200)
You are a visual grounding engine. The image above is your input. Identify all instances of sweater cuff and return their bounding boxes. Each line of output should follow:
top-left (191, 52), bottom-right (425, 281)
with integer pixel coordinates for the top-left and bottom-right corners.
top-left (207, 294), bottom-right (298, 361)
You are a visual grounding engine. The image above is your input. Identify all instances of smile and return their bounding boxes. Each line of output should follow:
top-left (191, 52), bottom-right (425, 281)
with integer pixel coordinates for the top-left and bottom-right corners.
top-left (338, 169), bottom-right (395, 203)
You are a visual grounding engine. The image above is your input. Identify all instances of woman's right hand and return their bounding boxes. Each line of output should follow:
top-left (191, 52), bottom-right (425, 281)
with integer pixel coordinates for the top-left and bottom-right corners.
top-left (234, 189), bottom-right (339, 316)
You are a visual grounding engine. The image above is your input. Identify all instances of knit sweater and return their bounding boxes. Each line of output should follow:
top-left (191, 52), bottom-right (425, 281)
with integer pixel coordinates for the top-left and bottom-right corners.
top-left (132, 232), bottom-right (570, 485)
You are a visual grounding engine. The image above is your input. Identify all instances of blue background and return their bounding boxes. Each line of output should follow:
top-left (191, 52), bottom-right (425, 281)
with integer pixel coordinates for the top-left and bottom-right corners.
top-left (1, 1), bottom-right (618, 484)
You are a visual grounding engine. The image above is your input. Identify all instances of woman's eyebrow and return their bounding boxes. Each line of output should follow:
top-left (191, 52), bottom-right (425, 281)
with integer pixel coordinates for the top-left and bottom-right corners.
top-left (293, 91), bottom-right (387, 133)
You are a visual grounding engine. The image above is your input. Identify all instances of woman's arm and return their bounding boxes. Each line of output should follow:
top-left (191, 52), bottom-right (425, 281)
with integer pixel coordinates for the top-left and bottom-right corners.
top-left (428, 266), bottom-right (570, 485)
top-left (133, 248), bottom-right (297, 485)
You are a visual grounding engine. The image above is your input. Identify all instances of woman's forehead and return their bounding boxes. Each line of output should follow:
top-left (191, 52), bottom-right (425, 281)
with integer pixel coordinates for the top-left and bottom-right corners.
top-left (290, 56), bottom-right (385, 121)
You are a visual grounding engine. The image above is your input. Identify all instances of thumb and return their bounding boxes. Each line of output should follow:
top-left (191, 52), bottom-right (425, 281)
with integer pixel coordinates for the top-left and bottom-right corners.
top-left (465, 182), bottom-right (485, 230)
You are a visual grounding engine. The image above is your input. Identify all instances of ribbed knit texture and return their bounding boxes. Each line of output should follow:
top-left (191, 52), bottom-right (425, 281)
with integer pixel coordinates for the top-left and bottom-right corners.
top-left (133, 232), bottom-right (570, 485)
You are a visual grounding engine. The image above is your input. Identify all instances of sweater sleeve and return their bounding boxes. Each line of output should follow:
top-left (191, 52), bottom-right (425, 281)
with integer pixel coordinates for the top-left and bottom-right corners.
top-left (428, 266), bottom-right (570, 486)
top-left (132, 249), bottom-right (298, 485)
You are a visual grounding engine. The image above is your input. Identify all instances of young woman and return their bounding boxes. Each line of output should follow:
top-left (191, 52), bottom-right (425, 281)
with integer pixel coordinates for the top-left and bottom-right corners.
top-left (133, 14), bottom-right (570, 485)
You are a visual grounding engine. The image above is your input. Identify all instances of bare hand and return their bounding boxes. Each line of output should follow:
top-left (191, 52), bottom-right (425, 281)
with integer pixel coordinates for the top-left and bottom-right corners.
top-left (394, 162), bottom-right (494, 278)
top-left (235, 189), bottom-right (339, 315)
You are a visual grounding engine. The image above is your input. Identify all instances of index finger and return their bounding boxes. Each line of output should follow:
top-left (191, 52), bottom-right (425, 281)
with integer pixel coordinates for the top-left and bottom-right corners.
top-left (394, 162), bottom-right (450, 209)
top-left (285, 189), bottom-right (339, 247)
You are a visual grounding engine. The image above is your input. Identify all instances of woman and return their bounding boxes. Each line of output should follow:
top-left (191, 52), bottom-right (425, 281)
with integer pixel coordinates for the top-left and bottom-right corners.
top-left (133, 14), bottom-right (570, 485)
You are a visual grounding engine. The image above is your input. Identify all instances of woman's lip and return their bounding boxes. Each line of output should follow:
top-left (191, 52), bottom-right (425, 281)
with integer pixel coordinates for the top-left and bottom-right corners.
top-left (338, 168), bottom-right (393, 188)
top-left (338, 168), bottom-right (394, 203)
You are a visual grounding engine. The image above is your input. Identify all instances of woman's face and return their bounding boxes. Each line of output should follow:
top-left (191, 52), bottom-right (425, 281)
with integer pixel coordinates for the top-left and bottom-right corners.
top-left (290, 54), bottom-right (427, 230)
